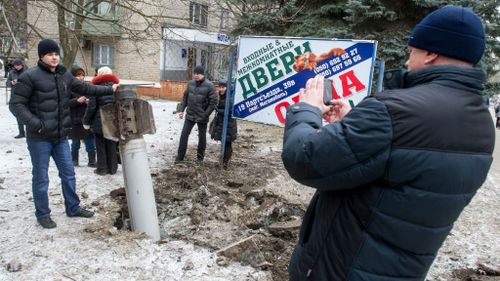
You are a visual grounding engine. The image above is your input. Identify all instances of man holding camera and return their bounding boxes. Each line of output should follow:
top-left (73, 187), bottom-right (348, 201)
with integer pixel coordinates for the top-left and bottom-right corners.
top-left (282, 6), bottom-right (494, 281)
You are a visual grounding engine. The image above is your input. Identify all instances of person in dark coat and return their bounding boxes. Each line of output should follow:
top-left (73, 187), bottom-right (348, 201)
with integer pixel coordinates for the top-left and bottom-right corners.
top-left (68, 66), bottom-right (96, 167)
top-left (282, 6), bottom-right (494, 281)
top-left (210, 79), bottom-right (237, 169)
top-left (9, 39), bottom-right (119, 229)
top-left (83, 66), bottom-right (119, 175)
top-left (175, 66), bottom-right (217, 162)
top-left (6, 58), bottom-right (28, 138)
top-left (495, 102), bottom-right (500, 128)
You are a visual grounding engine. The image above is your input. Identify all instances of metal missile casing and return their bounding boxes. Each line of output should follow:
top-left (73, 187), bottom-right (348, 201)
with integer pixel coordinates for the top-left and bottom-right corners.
top-left (100, 84), bottom-right (161, 241)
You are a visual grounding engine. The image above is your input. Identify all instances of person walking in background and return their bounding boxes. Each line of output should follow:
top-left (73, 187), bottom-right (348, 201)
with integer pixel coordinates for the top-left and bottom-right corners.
top-left (9, 39), bottom-right (119, 229)
top-left (175, 66), bottom-right (217, 163)
top-left (7, 58), bottom-right (28, 138)
top-left (282, 6), bottom-right (494, 281)
top-left (210, 79), bottom-right (237, 169)
top-left (83, 67), bottom-right (119, 175)
top-left (68, 66), bottom-right (96, 167)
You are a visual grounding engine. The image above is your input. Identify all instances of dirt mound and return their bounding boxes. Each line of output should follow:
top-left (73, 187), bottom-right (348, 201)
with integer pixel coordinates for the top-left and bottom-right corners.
top-left (109, 121), bottom-right (305, 280)
top-left (152, 142), bottom-right (303, 280)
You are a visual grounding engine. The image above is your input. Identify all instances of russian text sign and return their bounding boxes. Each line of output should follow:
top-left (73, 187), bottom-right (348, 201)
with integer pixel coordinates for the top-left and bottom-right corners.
top-left (233, 36), bottom-right (377, 126)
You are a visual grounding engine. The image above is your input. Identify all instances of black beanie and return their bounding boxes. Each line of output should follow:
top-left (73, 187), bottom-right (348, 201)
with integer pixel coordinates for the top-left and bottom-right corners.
top-left (408, 6), bottom-right (485, 65)
top-left (218, 79), bottom-right (227, 86)
top-left (193, 66), bottom-right (205, 75)
top-left (38, 39), bottom-right (60, 58)
top-left (12, 58), bottom-right (23, 66)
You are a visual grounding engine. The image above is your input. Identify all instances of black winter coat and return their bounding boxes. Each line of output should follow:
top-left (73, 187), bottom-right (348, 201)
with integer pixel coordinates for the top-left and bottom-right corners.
top-left (210, 91), bottom-right (237, 142)
top-left (83, 74), bottom-right (119, 135)
top-left (6, 65), bottom-right (28, 88)
top-left (68, 91), bottom-right (93, 140)
top-left (179, 78), bottom-right (217, 123)
top-left (9, 60), bottom-right (113, 141)
top-left (282, 65), bottom-right (494, 281)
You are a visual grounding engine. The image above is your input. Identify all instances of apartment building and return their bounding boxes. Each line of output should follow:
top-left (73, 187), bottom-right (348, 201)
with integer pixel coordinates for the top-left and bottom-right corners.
top-left (26, 0), bottom-right (234, 83)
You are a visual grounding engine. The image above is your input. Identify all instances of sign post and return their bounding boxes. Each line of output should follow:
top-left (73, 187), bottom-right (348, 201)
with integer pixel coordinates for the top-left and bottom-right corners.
top-left (233, 36), bottom-right (378, 126)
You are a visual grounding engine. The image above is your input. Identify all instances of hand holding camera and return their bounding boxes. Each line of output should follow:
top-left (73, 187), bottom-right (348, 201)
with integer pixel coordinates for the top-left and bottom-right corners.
top-left (299, 75), bottom-right (352, 123)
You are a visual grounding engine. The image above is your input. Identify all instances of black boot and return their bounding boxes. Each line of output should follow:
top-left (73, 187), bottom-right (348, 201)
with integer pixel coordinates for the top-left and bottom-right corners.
top-left (71, 150), bottom-right (79, 166)
top-left (88, 151), bottom-right (97, 167)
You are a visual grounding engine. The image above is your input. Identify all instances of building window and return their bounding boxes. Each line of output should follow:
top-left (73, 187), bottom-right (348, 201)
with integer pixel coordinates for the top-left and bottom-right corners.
top-left (92, 1), bottom-right (113, 16)
top-left (220, 10), bottom-right (230, 29)
top-left (189, 2), bottom-right (208, 26)
top-left (92, 43), bottom-right (115, 67)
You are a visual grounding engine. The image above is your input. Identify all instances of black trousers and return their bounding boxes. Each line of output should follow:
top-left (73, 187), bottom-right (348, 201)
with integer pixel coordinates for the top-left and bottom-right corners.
top-left (17, 119), bottom-right (25, 135)
top-left (176, 119), bottom-right (207, 161)
top-left (95, 133), bottom-right (118, 174)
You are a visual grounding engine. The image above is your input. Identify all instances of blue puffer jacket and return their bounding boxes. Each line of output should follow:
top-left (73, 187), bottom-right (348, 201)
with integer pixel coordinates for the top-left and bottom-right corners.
top-left (282, 65), bottom-right (495, 281)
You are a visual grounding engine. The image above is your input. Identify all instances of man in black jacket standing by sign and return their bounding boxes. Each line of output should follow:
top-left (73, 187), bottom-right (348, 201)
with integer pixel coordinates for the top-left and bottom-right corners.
top-left (9, 39), bottom-right (119, 229)
top-left (282, 6), bottom-right (494, 281)
top-left (175, 66), bottom-right (217, 163)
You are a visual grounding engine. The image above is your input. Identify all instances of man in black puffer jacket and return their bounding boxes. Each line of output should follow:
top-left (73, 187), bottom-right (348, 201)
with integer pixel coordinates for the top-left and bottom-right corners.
top-left (175, 66), bottom-right (217, 162)
top-left (9, 39), bottom-right (119, 229)
top-left (282, 6), bottom-right (494, 281)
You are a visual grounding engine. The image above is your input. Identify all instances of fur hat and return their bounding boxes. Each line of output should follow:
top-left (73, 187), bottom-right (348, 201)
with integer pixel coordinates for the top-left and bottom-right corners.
top-left (408, 6), bottom-right (485, 64)
top-left (193, 66), bottom-right (205, 75)
top-left (38, 39), bottom-right (60, 58)
top-left (97, 66), bottom-right (113, 76)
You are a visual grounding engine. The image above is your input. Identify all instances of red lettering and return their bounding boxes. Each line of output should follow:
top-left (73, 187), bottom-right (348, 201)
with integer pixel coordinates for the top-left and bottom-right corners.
top-left (292, 95), bottom-right (300, 103)
top-left (339, 70), bottom-right (365, 97)
top-left (275, 101), bottom-right (290, 124)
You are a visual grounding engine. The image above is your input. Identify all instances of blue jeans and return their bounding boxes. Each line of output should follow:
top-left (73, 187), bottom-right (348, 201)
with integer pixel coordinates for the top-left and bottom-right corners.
top-left (71, 137), bottom-right (96, 153)
top-left (27, 139), bottom-right (81, 219)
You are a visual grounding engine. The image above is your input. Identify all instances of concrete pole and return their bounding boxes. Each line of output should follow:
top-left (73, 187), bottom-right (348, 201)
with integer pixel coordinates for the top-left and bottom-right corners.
top-left (120, 138), bottom-right (160, 241)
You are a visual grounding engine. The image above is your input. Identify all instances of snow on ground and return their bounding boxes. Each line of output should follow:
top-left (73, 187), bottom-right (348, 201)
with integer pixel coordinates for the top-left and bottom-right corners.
top-left (0, 88), bottom-right (270, 281)
top-left (0, 83), bottom-right (499, 280)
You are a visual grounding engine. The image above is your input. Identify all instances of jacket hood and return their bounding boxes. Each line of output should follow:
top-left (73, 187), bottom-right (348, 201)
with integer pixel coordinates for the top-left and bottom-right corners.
top-left (91, 73), bottom-right (119, 85)
top-left (405, 65), bottom-right (486, 95)
top-left (70, 66), bottom-right (85, 76)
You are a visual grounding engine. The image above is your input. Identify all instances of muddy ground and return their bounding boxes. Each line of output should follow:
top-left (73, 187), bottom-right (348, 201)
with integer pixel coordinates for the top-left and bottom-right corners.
top-left (110, 119), bottom-right (499, 281)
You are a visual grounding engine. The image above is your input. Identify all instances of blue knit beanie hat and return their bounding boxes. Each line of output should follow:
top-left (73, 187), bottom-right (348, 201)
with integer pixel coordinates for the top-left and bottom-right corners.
top-left (408, 6), bottom-right (485, 64)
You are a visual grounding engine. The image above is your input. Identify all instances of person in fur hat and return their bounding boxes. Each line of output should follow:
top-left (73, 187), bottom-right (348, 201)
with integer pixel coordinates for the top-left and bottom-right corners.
top-left (83, 66), bottom-right (120, 175)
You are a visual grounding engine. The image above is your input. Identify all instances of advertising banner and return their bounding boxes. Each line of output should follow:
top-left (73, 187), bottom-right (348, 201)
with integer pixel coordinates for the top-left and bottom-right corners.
top-left (233, 36), bottom-right (377, 126)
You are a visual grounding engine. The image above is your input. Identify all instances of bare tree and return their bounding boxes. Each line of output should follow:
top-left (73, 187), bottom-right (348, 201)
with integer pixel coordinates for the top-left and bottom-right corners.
top-left (0, 0), bottom-right (28, 67)
top-left (5, 0), bottom-right (192, 67)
